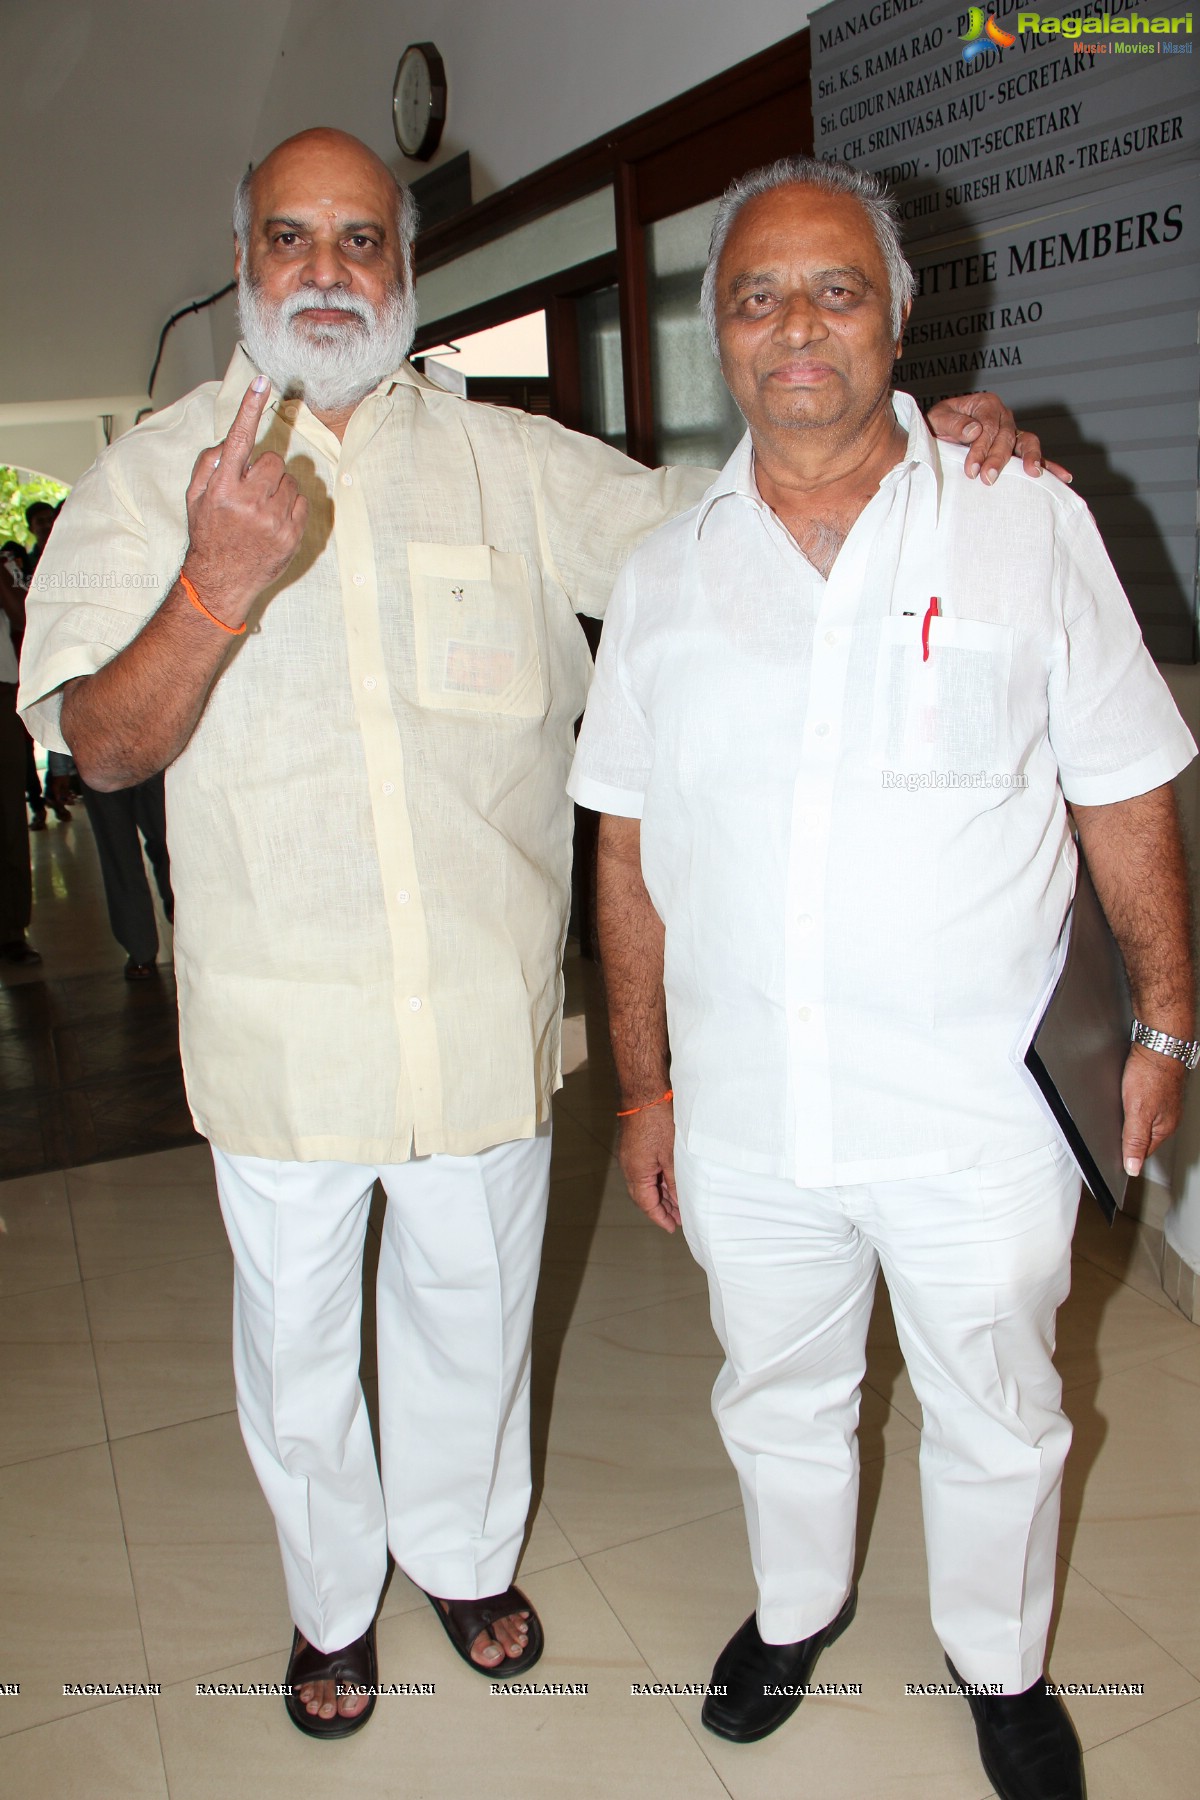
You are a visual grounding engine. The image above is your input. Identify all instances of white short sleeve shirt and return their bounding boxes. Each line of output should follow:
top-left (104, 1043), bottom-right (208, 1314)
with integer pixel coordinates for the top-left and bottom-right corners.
top-left (569, 394), bottom-right (1197, 1186)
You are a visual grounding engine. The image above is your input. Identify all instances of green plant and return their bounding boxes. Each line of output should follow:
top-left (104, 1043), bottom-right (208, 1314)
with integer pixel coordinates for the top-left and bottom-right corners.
top-left (0, 467), bottom-right (71, 549)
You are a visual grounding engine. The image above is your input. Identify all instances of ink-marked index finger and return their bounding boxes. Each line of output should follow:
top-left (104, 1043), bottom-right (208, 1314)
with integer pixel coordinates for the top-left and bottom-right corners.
top-left (219, 376), bottom-right (271, 476)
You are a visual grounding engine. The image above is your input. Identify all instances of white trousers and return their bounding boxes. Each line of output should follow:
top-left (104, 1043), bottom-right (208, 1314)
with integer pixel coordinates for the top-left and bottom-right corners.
top-left (211, 1129), bottom-right (551, 1653)
top-left (675, 1138), bottom-right (1080, 1692)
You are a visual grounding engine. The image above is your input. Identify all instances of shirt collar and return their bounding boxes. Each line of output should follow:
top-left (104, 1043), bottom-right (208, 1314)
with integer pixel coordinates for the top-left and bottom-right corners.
top-left (693, 390), bottom-right (943, 540)
top-left (212, 342), bottom-right (440, 442)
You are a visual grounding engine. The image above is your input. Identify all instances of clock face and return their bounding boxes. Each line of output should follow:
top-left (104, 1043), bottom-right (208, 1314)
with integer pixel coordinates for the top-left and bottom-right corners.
top-left (393, 43), bottom-right (445, 160)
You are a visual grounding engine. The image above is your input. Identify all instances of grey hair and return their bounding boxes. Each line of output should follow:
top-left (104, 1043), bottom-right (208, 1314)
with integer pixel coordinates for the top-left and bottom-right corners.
top-left (232, 164), bottom-right (420, 282)
top-left (699, 155), bottom-right (916, 352)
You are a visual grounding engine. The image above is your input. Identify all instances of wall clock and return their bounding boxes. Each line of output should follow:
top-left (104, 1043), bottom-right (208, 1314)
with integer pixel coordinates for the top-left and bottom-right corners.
top-left (393, 42), bottom-right (447, 162)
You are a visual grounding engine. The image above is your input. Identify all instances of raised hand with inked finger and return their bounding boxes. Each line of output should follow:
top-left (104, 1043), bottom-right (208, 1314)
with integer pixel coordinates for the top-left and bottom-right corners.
top-left (60, 375), bottom-right (308, 793)
top-left (182, 374), bottom-right (308, 630)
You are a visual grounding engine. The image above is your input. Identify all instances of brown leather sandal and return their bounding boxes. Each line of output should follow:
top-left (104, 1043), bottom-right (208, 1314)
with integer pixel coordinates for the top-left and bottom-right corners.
top-left (423, 1584), bottom-right (544, 1678)
top-left (284, 1620), bottom-right (378, 1738)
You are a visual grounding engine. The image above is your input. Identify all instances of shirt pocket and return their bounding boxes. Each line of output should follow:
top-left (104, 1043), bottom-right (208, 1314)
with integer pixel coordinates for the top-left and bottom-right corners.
top-left (870, 615), bottom-right (1014, 775)
top-left (407, 542), bottom-right (544, 718)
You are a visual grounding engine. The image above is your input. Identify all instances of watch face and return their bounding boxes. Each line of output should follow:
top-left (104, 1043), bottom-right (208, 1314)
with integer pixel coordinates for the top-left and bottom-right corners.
top-left (395, 47), bottom-right (433, 156)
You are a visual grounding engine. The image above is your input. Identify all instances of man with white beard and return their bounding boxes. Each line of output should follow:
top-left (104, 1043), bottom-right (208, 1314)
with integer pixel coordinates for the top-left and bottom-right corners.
top-left (19, 128), bottom-right (1049, 1740)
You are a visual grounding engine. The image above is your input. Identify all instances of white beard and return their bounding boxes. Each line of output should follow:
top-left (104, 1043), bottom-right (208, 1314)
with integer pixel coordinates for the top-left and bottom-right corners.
top-left (237, 272), bottom-right (417, 412)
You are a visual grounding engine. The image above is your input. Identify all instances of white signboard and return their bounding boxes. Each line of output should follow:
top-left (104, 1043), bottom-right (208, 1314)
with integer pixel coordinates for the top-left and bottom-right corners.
top-left (811, 1), bottom-right (1199, 659)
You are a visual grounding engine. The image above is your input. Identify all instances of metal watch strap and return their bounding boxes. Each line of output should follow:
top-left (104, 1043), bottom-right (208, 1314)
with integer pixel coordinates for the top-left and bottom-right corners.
top-left (1130, 1018), bottom-right (1200, 1072)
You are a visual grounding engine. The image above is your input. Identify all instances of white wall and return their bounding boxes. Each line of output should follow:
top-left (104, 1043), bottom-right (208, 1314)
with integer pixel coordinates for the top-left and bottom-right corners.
top-left (0, 0), bottom-right (292, 414)
top-left (252, 0), bottom-right (808, 200)
top-left (0, 0), bottom-right (808, 464)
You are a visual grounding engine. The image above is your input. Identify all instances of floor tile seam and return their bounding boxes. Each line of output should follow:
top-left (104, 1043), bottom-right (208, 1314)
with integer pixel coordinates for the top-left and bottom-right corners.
top-left (0, 1690), bottom-right (161, 1743)
top-left (1071, 1242), bottom-right (1179, 1313)
top-left (576, 1499), bottom-right (748, 1567)
top-left (65, 1172), bottom-right (220, 1195)
top-left (103, 1435), bottom-right (159, 1688)
top-left (81, 1245), bottom-right (233, 1290)
top-left (549, 1097), bottom-right (620, 1157)
top-left (663, 1699), bottom-right (739, 1799)
top-left (1056, 1553), bottom-right (1200, 1680)
top-left (2, 1148), bottom-right (203, 1183)
top-left (1057, 1341), bottom-right (1200, 1397)
top-left (1049, 1556), bottom-right (1200, 1714)
top-left (860, 1374), bottom-right (923, 1431)
top-left (21, 1248), bottom-right (111, 1436)
top-left (0, 1274), bottom-right (92, 1306)
top-left (1080, 1690), bottom-right (1200, 1756)
top-left (532, 1283), bottom-right (713, 1335)
top-left (1072, 1224), bottom-right (1180, 1296)
top-left (147, 1692), bottom-right (173, 1799)
top-left (531, 1279), bottom-right (719, 1348)
top-left (73, 1244), bottom-right (235, 1286)
top-left (0, 1425), bottom-right (111, 1470)
top-left (569, 1554), bottom-right (732, 1744)
top-left (103, 1401), bottom-right (240, 1450)
top-left (668, 1691), bottom-right (998, 1799)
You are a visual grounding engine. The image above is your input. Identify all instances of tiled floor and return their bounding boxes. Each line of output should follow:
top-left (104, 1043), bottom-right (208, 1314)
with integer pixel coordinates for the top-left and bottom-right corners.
top-left (0, 810), bottom-right (197, 1176)
top-left (1, 848), bottom-right (1199, 1794)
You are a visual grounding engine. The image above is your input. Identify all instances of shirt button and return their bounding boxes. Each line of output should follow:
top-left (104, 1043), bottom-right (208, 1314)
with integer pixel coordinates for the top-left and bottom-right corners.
top-left (362, 676), bottom-right (377, 691)
top-left (353, 572), bottom-right (366, 587)
top-left (382, 781), bottom-right (395, 796)
top-left (796, 913), bottom-right (813, 929)
top-left (797, 1005), bottom-right (812, 1022)
top-left (815, 722), bottom-right (830, 738)
top-left (409, 996), bottom-right (422, 1012)
top-left (396, 889), bottom-right (410, 905)
top-left (824, 630), bottom-right (838, 647)
top-left (341, 473), bottom-right (353, 487)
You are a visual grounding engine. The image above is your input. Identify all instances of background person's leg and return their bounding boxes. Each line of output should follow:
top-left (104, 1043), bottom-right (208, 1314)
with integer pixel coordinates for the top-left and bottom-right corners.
top-left (0, 694), bottom-right (33, 946)
top-left (79, 780), bottom-right (159, 964)
top-left (132, 771), bottom-right (173, 917)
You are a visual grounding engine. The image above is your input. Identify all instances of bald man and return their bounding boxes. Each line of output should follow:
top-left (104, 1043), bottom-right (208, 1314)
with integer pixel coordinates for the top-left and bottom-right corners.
top-left (19, 129), bottom-right (1048, 1739)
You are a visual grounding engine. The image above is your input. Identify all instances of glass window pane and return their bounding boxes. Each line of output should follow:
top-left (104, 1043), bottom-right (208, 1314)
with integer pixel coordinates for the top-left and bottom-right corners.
top-left (416, 189), bottom-right (616, 331)
top-left (576, 286), bottom-right (626, 453)
top-left (646, 198), bottom-right (743, 470)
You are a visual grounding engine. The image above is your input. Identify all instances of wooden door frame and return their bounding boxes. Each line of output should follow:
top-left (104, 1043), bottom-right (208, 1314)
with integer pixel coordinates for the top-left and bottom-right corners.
top-left (413, 31), bottom-right (813, 460)
top-left (412, 253), bottom-right (619, 434)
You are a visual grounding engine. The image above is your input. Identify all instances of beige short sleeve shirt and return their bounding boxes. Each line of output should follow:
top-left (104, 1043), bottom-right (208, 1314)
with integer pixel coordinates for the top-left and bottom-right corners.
top-left (19, 347), bottom-right (710, 1161)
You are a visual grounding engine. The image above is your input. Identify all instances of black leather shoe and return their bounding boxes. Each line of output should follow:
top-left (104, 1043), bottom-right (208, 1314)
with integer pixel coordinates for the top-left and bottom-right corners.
top-left (947, 1659), bottom-right (1085, 1800)
top-left (701, 1586), bottom-right (857, 1743)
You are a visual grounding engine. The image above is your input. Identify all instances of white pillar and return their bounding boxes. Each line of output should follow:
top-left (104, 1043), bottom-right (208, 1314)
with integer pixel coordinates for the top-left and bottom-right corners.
top-left (1160, 666), bottom-right (1200, 1275)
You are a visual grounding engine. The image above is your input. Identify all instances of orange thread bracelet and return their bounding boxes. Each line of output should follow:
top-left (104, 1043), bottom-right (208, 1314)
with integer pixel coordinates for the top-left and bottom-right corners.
top-left (179, 573), bottom-right (246, 637)
top-left (617, 1089), bottom-right (673, 1118)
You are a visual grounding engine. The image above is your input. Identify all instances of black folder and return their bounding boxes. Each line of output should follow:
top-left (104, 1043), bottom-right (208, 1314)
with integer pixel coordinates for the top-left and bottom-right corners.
top-left (1022, 852), bottom-right (1131, 1224)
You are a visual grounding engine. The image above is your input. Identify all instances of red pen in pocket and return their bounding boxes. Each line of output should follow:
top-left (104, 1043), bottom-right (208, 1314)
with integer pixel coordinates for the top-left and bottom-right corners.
top-left (921, 596), bottom-right (940, 662)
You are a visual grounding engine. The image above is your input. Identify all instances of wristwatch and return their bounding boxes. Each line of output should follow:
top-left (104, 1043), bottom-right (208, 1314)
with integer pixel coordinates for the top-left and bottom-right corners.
top-left (1130, 1017), bottom-right (1200, 1072)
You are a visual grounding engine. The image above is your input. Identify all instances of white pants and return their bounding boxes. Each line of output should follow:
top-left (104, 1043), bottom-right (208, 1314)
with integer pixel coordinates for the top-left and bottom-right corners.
top-left (211, 1129), bottom-right (552, 1653)
top-left (675, 1138), bottom-right (1080, 1692)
